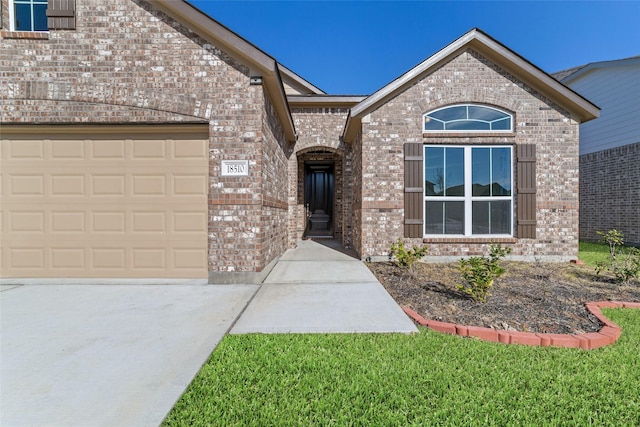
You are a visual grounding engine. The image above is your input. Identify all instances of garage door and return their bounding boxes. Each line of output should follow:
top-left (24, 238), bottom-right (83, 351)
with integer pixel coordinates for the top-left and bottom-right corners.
top-left (0, 125), bottom-right (209, 279)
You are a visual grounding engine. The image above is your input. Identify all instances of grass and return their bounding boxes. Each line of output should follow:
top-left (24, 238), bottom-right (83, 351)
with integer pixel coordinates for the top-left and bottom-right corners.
top-left (163, 308), bottom-right (640, 426)
top-left (579, 241), bottom-right (610, 266)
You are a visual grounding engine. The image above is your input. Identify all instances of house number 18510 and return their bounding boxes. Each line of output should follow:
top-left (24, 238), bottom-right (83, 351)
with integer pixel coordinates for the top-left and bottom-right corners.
top-left (221, 160), bottom-right (249, 176)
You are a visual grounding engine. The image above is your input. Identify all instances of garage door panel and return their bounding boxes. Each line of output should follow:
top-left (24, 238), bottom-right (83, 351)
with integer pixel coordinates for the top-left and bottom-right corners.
top-left (92, 139), bottom-right (126, 159)
top-left (132, 139), bottom-right (167, 159)
top-left (173, 138), bottom-right (208, 159)
top-left (132, 211), bottom-right (166, 233)
top-left (92, 248), bottom-right (126, 270)
top-left (1, 129), bottom-right (208, 279)
top-left (51, 139), bottom-right (85, 159)
top-left (51, 211), bottom-right (86, 233)
top-left (173, 211), bottom-right (207, 233)
top-left (7, 139), bottom-right (44, 159)
top-left (51, 174), bottom-right (86, 196)
top-left (10, 248), bottom-right (45, 270)
top-left (51, 248), bottom-right (86, 269)
top-left (10, 174), bottom-right (45, 196)
top-left (10, 210), bottom-right (45, 233)
top-left (174, 248), bottom-right (207, 269)
top-left (92, 211), bottom-right (127, 233)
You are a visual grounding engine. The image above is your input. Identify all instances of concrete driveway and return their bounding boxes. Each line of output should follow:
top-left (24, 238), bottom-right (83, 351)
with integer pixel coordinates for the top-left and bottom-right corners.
top-left (0, 284), bottom-right (258, 427)
top-left (0, 240), bottom-right (416, 427)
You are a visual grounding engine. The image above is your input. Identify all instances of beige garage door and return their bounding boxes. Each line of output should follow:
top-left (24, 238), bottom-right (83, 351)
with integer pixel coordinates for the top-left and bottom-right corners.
top-left (0, 125), bottom-right (209, 279)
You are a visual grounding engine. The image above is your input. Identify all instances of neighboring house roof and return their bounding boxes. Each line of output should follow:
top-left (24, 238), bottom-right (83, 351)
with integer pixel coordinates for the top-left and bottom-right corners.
top-left (342, 28), bottom-right (601, 143)
top-left (553, 55), bottom-right (640, 83)
top-left (553, 55), bottom-right (640, 155)
top-left (149, 0), bottom-right (297, 142)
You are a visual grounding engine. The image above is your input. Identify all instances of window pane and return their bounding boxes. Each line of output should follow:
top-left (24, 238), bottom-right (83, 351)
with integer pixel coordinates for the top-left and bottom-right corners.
top-left (491, 117), bottom-right (511, 130)
top-left (430, 105), bottom-right (467, 122)
top-left (467, 105), bottom-right (504, 121)
top-left (424, 118), bottom-right (444, 131)
top-left (472, 201), bottom-right (511, 234)
top-left (425, 147), bottom-right (444, 196)
top-left (446, 120), bottom-right (491, 131)
top-left (14, 3), bottom-right (32, 30)
top-left (444, 201), bottom-right (464, 234)
top-left (445, 148), bottom-right (464, 196)
top-left (492, 148), bottom-right (511, 196)
top-left (425, 201), bottom-right (443, 234)
top-left (33, 3), bottom-right (48, 31)
top-left (472, 201), bottom-right (490, 234)
top-left (472, 148), bottom-right (491, 196)
top-left (426, 201), bottom-right (465, 235)
top-left (491, 201), bottom-right (511, 234)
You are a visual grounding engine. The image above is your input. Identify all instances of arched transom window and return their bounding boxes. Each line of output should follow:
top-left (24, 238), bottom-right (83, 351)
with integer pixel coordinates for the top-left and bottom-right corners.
top-left (423, 104), bottom-right (512, 132)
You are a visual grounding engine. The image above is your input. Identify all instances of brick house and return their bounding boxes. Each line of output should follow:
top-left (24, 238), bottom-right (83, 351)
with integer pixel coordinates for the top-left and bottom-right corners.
top-left (554, 57), bottom-right (640, 247)
top-left (1, 0), bottom-right (599, 284)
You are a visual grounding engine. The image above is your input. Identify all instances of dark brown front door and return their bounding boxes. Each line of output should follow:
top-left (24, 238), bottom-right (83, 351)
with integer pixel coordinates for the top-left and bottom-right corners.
top-left (305, 163), bottom-right (334, 232)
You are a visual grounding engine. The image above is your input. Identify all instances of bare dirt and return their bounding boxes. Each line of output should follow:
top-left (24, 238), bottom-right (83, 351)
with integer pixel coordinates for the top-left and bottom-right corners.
top-left (368, 261), bottom-right (640, 334)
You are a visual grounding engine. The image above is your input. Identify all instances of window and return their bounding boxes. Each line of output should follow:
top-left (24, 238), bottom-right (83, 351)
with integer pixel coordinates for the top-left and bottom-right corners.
top-left (12, 0), bottom-right (48, 31)
top-left (424, 104), bottom-right (512, 132)
top-left (424, 145), bottom-right (513, 236)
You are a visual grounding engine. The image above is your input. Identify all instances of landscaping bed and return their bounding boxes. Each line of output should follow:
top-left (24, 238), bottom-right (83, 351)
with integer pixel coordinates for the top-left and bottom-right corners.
top-left (369, 261), bottom-right (640, 334)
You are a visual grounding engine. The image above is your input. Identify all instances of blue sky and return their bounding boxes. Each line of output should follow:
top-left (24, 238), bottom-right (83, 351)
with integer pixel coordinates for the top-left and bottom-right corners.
top-left (188, 1), bottom-right (640, 94)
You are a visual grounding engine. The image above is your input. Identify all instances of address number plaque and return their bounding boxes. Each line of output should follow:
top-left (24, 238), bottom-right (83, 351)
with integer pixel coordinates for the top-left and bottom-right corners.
top-left (221, 160), bottom-right (249, 176)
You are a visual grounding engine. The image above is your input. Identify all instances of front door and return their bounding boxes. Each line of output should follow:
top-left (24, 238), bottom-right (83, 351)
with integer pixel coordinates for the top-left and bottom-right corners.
top-left (305, 163), bottom-right (334, 235)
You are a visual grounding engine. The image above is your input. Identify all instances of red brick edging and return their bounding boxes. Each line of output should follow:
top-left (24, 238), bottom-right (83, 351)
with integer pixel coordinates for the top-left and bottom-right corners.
top-left (403, 301), bottom-right (640, 350)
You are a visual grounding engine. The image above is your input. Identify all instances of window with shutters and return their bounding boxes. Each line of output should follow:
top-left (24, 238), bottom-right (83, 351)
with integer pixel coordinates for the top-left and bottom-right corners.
top-left (9, 0), bottom-right (76, 31)
top-left (424, 145), bottom-right (513, 237)
top-left (10, 0), bottom-right (48, 31)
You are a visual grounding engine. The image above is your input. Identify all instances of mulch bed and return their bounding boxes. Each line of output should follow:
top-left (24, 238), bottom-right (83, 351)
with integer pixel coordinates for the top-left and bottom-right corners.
top-left (368, 261), bottom-right (640, 335)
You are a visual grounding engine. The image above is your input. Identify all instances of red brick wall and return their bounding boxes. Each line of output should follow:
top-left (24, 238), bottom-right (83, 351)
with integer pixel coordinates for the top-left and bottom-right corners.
top-left (580, 142), bottom-right (640, 247)
top-left (360, 49), bottom-right (580, 261)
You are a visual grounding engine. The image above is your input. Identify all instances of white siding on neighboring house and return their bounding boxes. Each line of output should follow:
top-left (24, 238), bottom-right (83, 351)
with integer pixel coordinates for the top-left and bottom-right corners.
top-left (562, 60), bottom-right (640, 155)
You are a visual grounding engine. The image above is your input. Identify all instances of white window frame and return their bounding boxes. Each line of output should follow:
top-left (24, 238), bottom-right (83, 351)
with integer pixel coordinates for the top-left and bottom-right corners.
top-left (9, 0), bottom-right (49, 32)
top-left (423, 104), bottom-right (513, 133)
top-left (423, 145), bottom-right (514, 238)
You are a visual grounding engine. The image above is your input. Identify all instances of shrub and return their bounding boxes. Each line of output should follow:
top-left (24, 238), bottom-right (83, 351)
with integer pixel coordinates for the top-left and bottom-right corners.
top-left (597, 229), bottom-right (624, 259)
top-left (457, 243), bottom-right (511, 303)
top-left (595, 230), bottom-right (640, 284)
top-left (389, 238), bottom-right (428, 269)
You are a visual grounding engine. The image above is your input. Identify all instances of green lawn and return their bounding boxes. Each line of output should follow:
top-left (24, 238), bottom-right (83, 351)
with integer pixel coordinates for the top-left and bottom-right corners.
top-left (163, 309), bottom-right (640, 426)
top-left (579, 241), bottom-right (610, 266)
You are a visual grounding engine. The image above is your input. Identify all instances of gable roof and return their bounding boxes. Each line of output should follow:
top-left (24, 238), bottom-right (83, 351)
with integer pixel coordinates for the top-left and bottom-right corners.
top-left (148, 0), bottom-right (297, 142)
top-left (279, 65), bottom-right (326, 95)
top-left (553, 55), bottom-right (640, 83)
top-left (342, 28), bottom-right (600, 143)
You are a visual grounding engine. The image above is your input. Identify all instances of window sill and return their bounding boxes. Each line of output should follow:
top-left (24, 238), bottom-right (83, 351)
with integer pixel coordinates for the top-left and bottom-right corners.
top-left (423, 237), bottom-right (517, 244)
top-left (1, 30), bottom-right (49, 40)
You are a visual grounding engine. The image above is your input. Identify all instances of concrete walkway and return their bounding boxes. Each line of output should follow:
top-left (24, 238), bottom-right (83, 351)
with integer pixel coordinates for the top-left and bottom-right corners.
top-left (231, 239), bottom-right (418, 334)
top-left (0, 240), bottom-right (416, 427)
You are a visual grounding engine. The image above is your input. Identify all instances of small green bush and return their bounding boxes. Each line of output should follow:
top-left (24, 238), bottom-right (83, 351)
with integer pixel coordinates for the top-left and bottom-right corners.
top-left (595, 230), bottom-right (640, 283)
top-left (457, 243), bottom-right (511, 303)
top-left (389, 238), bottom-right (428, 269)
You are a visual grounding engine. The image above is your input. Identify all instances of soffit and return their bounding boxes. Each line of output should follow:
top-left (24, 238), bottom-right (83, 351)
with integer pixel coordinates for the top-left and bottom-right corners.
top-left (288, 95), bottom-right (366, 108)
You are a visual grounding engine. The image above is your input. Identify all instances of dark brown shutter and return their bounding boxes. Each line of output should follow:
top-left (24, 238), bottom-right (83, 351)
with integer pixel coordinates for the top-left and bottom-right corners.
top-left (516, 144), bottom-right (537, 239)
top-left (404, 143), bottom-right (424, 238)
top-left (47, 0), bottom-right (75, 30)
